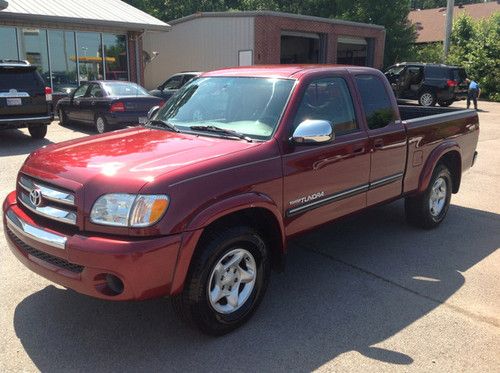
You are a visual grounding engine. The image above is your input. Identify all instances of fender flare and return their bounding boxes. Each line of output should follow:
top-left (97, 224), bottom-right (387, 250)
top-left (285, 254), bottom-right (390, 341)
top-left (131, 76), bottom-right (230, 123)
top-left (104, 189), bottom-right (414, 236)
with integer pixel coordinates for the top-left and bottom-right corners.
top-left (170, 192), bottom-right (285, 295)
top-left (417, 141), bottom-right (461, 194)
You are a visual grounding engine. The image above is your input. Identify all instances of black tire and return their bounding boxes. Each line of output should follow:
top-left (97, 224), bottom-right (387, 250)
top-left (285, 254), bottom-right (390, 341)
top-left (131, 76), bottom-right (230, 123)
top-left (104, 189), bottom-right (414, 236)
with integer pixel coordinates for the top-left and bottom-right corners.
top-left (58, 107), bottom-right (68, 126)
top-left (28, 125), bottom-right (47, 139)
top-left (405, 164), bottom-right (453, 229)
top-left (172, 226), bottom-right (270, 335)
top-left (95, 114), bottom-right (111, 134)
top-left (438, 100), bottom-right (453, 107)
top-left (418, 90), bottom-right (437, 107)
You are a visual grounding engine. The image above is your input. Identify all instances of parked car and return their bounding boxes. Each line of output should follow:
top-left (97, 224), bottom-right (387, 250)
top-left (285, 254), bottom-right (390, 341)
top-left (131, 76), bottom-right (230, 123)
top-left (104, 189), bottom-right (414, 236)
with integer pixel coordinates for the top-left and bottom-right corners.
top-left (384, 62), bottom-right (468, 107)
top-left (56, 81), bottom-right (164, 133)
top-left (0, 60), bottom-right (53, 139)
top-left (3, 66), bottom-right (479, 335)
top-left (149, 72), bottom-right (201, 101)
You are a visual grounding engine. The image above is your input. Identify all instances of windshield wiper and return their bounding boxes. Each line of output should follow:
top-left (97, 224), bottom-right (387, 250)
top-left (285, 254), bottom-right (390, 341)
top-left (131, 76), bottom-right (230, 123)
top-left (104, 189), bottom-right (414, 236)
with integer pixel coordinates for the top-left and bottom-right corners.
top-left (147, 119), bottom-right (179, 132)
top-left (190, 125), bottom-right (253, 142)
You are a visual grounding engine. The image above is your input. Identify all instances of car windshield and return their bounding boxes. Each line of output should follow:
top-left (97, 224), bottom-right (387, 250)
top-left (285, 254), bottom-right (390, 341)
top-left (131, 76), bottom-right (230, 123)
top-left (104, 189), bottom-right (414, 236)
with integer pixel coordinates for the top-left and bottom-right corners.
top-left (152, 77), bottom-right (295, 140)
top-left (102, 82), bottom-right (149, 97)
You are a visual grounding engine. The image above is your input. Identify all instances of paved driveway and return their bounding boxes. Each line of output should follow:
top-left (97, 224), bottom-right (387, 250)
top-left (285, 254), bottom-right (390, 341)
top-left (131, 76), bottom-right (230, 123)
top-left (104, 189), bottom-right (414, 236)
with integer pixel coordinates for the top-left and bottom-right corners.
top-left (0, 102), bottom-right (498, 372)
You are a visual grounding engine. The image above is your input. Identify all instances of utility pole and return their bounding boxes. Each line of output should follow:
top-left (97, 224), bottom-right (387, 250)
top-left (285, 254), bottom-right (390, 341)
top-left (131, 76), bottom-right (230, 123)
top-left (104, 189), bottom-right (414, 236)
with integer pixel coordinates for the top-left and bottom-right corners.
top-left (443, 0), bottom-right (455, 61)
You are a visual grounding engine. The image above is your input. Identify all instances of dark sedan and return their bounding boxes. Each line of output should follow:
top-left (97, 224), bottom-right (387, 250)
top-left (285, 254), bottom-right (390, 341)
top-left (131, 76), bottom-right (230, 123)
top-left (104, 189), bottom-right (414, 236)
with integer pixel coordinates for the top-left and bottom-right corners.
top-left (56, 81), bottom-right (164, 133)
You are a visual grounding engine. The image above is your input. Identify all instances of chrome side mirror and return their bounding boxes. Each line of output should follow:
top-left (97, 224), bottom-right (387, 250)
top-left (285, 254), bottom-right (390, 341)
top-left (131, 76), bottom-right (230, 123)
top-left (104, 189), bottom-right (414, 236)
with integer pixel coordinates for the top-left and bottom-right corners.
top-left (291, 120), bottom-right (334, 144)
top-left (147, 106), bottom-right (160, 120)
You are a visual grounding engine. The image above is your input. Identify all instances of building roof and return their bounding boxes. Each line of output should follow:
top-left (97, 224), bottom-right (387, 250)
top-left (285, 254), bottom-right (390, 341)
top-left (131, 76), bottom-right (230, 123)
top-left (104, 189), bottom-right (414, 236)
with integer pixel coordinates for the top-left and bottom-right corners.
top-left (409, 1), bottom-right (500, 43)
top-left (169, 10), bottom-right (385, 30)
top-left (0, 0), bottom-right (170, 31)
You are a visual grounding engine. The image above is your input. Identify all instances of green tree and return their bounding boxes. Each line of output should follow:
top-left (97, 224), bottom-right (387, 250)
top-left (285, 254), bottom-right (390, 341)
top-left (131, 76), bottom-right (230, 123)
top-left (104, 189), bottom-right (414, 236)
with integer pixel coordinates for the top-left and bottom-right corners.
top-left (447, 13), bottom-right (500, 101)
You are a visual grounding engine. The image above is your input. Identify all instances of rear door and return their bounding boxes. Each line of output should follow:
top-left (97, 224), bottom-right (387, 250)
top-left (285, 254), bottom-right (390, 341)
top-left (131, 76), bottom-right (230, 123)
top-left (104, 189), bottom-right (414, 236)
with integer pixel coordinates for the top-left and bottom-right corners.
top-left (0, 66), bottom-right (47, 118)
top-left (282, 73), bottom-right (371, 236)
top-left (353, 73), bottom-right (407, 206)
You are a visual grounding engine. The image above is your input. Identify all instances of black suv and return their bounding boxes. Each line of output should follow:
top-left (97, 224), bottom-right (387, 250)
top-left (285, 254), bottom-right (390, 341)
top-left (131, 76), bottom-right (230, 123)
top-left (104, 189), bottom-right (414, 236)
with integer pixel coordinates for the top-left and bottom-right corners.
top-left (384, 63), bottom-right (468, 107)
top-left (0, 60), bottom-right (53, 139)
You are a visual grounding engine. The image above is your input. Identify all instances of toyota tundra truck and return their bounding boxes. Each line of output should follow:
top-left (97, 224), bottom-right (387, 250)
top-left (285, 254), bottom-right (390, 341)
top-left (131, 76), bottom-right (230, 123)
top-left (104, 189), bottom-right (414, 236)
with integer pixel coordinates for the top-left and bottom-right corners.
top-left (2, 66), bottom-right (479, 335)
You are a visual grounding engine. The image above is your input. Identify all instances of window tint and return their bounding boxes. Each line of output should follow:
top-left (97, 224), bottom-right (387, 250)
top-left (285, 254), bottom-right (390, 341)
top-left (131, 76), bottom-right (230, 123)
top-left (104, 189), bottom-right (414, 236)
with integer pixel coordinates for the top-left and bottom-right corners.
top-left (424, 66), bottom-right (446, 79)
top-left (0, 68), bottom-right (44, 90)
top-left (164, 75), bottom-right (184, 90)
top-left (294, 77), bottom-right (358, 136)
top-left (89, 84), bottom-right (104, 98)
top-left (73, 84), bottom-right (89, 98)
top-left (355, 74), bottom-right (396, 130)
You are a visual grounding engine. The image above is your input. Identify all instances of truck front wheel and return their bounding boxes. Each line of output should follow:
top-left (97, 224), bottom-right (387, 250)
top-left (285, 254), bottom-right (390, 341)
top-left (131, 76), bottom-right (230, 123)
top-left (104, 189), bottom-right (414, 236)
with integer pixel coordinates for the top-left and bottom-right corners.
top-left (405, 164), bottom-right (452, 229)
top-left (172, 226), bottom-right (270, 335)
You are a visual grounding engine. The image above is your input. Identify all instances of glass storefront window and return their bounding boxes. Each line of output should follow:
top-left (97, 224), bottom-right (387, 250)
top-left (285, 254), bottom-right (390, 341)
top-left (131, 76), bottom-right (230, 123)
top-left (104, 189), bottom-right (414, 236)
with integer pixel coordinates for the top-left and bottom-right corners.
top-left (18, 28), bottom-right (50, 83)
top-left (77, 32), bottom-right (103, 82)
top-left (103, 34), bottom-right (129, 81)
top-left (0, 26), bottom-right (18, 60)
top-left (48, 30), bottom-right (78, 94)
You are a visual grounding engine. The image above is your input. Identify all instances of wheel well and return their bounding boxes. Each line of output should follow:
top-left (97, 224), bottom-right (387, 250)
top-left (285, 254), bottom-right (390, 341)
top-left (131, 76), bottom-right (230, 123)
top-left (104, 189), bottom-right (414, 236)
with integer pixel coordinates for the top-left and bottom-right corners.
top-left (197, 208), bottom-right (285, 272)
top-left (438, 151), bottom-right (461, 193)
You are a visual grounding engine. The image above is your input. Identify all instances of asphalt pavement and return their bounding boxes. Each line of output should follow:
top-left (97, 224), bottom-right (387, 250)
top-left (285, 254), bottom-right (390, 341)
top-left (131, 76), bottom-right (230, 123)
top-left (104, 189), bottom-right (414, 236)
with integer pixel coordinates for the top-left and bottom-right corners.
top-left (0, 101), bottom-right (498, 372)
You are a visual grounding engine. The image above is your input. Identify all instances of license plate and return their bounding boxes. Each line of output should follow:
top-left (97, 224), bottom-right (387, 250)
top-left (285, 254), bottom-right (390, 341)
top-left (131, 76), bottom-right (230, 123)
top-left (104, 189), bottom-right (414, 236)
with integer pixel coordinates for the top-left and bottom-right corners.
top-left (138, 116), bottom-right (147, 124)
top-left (6, 98), bottom-right (22, 106)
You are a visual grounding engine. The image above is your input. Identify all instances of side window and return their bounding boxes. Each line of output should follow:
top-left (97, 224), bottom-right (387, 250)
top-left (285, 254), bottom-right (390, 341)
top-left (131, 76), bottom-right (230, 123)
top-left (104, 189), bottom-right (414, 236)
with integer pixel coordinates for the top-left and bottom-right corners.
top-left (88, 84), bottom-right (104, 98)
top-left (355, 74), bottom-right (396, 130)
top-left (164, 75), bottom-right (183, 90)
top-left (294, 77), bottom-right (358, 136)
top-left (73, 84), bottom-right (89, 98)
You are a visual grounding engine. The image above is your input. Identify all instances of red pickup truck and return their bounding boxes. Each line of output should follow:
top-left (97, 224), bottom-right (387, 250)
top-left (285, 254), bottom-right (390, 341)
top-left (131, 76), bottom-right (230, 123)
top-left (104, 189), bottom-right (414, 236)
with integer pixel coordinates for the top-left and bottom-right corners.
top-left (3, 66), bottom-right (479, 335)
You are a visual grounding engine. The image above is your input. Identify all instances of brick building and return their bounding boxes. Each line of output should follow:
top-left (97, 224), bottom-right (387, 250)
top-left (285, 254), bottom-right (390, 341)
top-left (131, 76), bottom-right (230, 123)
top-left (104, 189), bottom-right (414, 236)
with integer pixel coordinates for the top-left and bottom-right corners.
top-left (143, 11), bottom-right (385, 90)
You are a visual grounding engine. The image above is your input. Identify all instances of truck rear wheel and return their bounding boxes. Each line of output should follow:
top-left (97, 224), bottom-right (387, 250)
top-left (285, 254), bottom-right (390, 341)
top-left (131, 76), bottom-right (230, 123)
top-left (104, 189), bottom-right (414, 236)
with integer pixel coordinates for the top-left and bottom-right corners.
top-left (418, 91), bottom-right (437, 107)
top-left (28, 125), bottom-right (47, 139)
top-left (171, 226), bottom-right (270, 335)
top-left (405, 164), bottom-right (452, 229)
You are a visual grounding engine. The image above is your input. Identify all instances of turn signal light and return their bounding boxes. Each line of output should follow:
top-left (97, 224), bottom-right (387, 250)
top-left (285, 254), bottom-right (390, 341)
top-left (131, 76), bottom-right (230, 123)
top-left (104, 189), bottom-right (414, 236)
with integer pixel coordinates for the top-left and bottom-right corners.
top-left (159, 100), bottom-right (165, 106)
top-left (110, 102), bottom-right (126, 112)
top-left (45, 87), bottom-right (53, 102)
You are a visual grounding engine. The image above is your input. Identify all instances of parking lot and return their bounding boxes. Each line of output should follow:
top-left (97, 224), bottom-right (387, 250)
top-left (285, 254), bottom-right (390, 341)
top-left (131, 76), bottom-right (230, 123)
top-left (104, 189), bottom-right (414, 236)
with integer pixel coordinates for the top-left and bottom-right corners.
top-left (0, 101), bottom-right (498, 372)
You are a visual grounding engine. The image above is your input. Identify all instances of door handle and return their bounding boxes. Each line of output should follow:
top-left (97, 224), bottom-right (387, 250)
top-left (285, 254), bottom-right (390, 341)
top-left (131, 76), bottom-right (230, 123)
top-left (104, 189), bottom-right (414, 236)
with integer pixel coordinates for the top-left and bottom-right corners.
top-left (353, 146), bottom-right (365, 154)
top-left (91, 101), bottom-right (96, 105)
top-left (74, 100), bottom-right (80, 105)
top-left (373, 139), bottom-right (384, 149)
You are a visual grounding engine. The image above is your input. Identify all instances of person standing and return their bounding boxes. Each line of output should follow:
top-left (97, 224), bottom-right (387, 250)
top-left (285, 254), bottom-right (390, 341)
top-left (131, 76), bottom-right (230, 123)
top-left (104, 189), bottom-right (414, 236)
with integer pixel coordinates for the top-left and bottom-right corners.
top-left (467, 78), bottom-right (481, 110)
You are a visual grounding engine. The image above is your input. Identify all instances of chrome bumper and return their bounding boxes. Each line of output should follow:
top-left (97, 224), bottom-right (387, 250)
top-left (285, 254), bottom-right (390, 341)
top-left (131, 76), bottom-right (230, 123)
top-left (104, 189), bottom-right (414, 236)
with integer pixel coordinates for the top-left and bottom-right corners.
top-left (5, 208), bottom-right (67, 250)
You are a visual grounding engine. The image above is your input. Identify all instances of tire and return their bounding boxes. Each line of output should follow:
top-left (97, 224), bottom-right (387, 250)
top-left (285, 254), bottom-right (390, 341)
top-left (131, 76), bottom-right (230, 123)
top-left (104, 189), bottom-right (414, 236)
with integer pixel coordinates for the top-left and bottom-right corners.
top-left (28, 125), bottom-right (47, 139)
top-left (58, 107), bottom-right (68, 126)
top-left (438, 100), bottom-right (453, 107)
top-left (171, 226), bottom-right (270, 335)
top-left (418, 91), bottom-right (437, 107)
top-left (95, 115), bottom-right (110, 134)
top-left (405, 164), bottom-right (452, 229)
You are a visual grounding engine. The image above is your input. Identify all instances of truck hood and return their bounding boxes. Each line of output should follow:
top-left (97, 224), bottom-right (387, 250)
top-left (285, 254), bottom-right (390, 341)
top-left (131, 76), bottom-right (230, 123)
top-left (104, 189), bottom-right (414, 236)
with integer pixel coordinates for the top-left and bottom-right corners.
top-left (23, 127), bottom-right (261, 192)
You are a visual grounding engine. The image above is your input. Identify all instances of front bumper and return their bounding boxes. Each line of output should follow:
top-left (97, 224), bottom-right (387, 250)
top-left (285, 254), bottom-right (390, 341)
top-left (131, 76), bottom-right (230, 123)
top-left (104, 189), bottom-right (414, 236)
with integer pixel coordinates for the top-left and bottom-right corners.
top-left (3, 191), bottom-right (182, 301)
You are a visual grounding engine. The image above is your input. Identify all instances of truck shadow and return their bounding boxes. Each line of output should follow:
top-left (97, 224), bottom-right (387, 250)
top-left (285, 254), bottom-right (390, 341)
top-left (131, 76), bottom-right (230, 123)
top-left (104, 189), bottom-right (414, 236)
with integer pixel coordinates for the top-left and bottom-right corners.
top-left (13, 202), bottom-right (499, 372)
top-left (0, 129), bottom-right (53, 157)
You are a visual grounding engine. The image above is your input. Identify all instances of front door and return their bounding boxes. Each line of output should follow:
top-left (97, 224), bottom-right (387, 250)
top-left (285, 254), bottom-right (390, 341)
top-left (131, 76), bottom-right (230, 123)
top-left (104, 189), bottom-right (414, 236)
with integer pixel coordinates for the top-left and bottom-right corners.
top-left (353, 73), bottom-right (407, 206)
top-left (67, 83), bottom-right (90, 122)
top-left (282, 75), bottom-right (371, 236)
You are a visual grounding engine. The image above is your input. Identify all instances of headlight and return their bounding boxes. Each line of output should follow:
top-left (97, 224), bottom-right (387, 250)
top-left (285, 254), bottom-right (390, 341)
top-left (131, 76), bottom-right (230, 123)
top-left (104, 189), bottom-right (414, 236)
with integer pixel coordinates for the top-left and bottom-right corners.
top-left (90, 193), bottom-right (169, 227)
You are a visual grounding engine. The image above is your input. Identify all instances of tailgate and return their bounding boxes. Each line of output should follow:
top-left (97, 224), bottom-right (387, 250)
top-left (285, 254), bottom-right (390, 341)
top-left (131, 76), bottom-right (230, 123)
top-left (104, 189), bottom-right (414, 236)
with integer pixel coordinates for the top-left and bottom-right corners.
top-left (0, 67), bottom-right (48, 118)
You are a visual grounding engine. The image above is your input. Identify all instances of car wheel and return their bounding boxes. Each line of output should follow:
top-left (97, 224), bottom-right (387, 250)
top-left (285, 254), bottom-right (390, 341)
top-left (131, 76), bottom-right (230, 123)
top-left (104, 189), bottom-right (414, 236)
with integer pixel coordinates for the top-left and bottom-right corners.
top-left (418, 91), bottom-right (437, 107)
top-left (95, 115), bottom-right (110, 134)
top-left (28, 125), bottom-right (47, 139)
top-left (438, 100), bottom-right (453, 107)
top-left (405, 164), bottom-right (452, 229)
top-left (172, 226), bottom-right (270, 335)
top-left (58, 108), bottom-right (68, 126)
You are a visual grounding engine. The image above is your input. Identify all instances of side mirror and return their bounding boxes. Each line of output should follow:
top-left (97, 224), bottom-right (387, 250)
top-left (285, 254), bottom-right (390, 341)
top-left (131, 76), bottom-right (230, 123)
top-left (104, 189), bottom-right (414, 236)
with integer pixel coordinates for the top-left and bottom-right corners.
top-left (291, 120), bottom-right (334, 144)
top-left (147, 106), bottom-right (160, 120)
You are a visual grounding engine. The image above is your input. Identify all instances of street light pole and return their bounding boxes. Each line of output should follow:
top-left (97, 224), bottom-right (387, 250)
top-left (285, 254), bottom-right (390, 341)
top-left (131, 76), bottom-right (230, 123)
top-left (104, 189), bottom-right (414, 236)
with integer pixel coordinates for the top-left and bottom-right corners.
top-left (443, 0), bottom-right (455, 61)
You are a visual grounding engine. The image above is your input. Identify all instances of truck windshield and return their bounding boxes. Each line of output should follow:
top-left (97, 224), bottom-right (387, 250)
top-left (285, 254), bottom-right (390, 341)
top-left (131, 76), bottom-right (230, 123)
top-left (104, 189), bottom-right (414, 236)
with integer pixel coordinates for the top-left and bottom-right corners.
top-left (152, 77), bottom-right (295, 140)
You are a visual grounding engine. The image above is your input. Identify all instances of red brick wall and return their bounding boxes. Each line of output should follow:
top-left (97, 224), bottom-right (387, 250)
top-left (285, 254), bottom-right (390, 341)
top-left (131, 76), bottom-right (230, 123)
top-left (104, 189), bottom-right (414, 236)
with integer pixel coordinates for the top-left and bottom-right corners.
top-left (127, 31), bottom-right (145, 85)
top-left (254, 15), bottom-right (385, 69)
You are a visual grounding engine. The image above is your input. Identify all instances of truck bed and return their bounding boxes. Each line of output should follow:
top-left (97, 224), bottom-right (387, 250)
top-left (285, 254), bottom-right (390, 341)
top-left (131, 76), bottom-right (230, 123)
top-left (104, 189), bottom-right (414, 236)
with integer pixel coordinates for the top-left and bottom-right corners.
top-left (398, 104), bottom-right (469, 121)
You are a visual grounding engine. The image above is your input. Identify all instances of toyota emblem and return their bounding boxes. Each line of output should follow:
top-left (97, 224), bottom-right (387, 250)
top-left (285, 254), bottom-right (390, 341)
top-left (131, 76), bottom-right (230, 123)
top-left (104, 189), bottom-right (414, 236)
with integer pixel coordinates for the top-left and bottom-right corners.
top-left (29, 189), bottom-right (43, 207)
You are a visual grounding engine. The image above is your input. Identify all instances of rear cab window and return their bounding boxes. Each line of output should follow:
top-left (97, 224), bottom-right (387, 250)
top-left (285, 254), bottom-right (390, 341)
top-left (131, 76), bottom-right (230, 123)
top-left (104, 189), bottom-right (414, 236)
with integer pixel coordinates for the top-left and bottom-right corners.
top-left (354, 74), bottom-right (397, 130)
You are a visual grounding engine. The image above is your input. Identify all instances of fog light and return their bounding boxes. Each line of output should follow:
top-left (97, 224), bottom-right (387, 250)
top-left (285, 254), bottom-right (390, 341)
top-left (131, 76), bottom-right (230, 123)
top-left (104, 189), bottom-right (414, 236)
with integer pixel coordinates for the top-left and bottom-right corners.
top-left (105, 274), bottom-right (124, 295)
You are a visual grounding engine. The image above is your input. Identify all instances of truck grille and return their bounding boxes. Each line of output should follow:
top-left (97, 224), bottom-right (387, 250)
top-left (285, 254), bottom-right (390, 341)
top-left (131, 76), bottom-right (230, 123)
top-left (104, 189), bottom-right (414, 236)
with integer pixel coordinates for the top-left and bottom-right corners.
top-left (6, 226), bottom-right (84, 274)
top-left (17, 175), bottom-right (77, 225)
